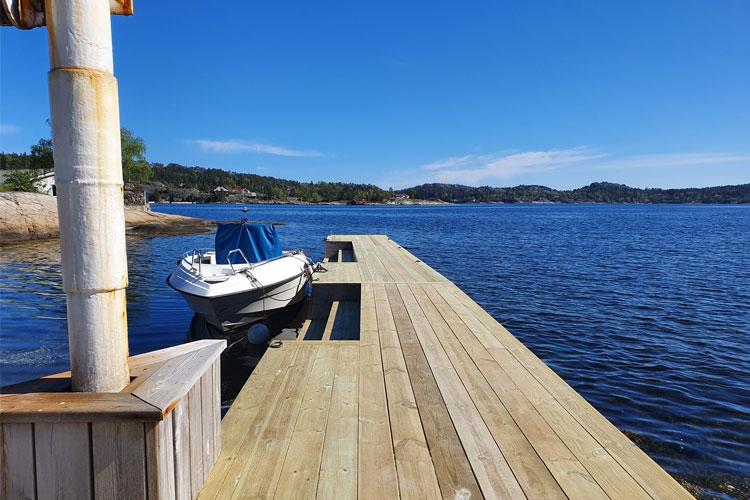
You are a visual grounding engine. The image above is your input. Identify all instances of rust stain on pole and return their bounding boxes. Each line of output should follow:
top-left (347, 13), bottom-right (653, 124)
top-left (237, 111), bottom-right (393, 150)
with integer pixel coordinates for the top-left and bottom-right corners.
top-left (1, 0), bottom-right (132, 29)
top-left (109, 0), bottom-right (134, 17)
top-left (3, 0), bottom-right (137, 393)
top-left (44, 0), bottom-right (131, 392)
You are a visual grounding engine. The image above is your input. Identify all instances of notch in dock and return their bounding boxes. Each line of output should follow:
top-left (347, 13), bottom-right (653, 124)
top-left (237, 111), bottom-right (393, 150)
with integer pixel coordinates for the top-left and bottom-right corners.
top-left (298, 284), bottom-right (360, 341)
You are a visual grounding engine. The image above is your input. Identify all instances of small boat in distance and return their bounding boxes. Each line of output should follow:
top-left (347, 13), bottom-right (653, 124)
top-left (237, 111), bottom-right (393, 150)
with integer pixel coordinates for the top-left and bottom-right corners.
top-left (168, 213), bottom-right (313, 333)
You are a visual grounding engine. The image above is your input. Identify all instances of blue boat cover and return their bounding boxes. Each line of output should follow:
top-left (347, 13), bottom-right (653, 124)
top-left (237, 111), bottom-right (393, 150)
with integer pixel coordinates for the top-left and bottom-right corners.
top-left (215, 223), bottom-right (283, 264)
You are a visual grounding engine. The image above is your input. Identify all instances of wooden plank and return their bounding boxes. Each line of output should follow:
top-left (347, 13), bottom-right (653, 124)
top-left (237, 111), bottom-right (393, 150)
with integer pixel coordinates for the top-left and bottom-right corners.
top-left (374, 284), bottom-right (441, 499)
top-left (386, 285), bottom-right (483, 499)
top-left (434, 285), bottom-right (653, 499)
top-left (450, 285), bottom-right (692, 499)
top-left (274, 345), bottom-right (338, 499)
top-left (336, 262), bottom-right (361, 284)
top-left (0, 393), bottom-right (161, 422)
top-left (356, 236), bottom-right (393, 282)
top-left (357, 283), bottom-right (399, 500)
top-left (392, 283), bottom-right (525, 499)
top-left (283, 340), bottom-right (362, 346)
top-left (132, 341), bottom-right (225, 413)
top-left (317, 344), bottom-right (359, 499)
top-left (352, 239), bottom-right (375, 282)
top-left (413, 284), bottom-right (577, 499)
top-left (129, 339), bottom-right (225, 370)
top-left (352, 236), bottom-right (377, 282)
top-left (126, 362), bottom-right (162, 393)
top-left (298, 319), bottom-right (313, 340)
top-left (92, 421), bottom-right (147, 499)
top-left (1, 423), bottom-right (36, 499)
top-left (172, 399), bottom-right (192, 500)
top-left (370, 236), bottom-right (414, 282)
top-left (321, 301), bottom-right (340, 341)
top-left (35, 422), bottom-right (92, 499)
top-left (377, 237), bottom-right (434, 282)
top-left (389, 239), bottom-right (448, 283)
top-left (362, 235), bottom-right (398, 282)
top-left (224, 345), bottom-right (318, 499)
top-left (423, 283), bottom-right (606, 499)
top-left (188, 382), bottom-right (204, 496)
top-left (199, 346), bottom-right (298, 499)
top-left (146, 413), bottom-right (176, 500)
top-left (378, 236), bottom-right (431, 282)
top-left (212, 359), bottom-right (222, 462)
top-left (201, 366), bottom-right (216, 478)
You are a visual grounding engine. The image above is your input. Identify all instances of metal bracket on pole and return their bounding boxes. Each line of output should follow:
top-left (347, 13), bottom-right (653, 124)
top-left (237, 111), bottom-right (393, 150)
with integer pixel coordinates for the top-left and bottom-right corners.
top-left (1, 0), bottom-right (132, 29)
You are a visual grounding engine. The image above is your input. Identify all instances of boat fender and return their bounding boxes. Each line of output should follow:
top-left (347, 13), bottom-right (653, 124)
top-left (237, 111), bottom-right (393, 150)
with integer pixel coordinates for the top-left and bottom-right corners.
top-left (246, 323), bottom-right (271, 345)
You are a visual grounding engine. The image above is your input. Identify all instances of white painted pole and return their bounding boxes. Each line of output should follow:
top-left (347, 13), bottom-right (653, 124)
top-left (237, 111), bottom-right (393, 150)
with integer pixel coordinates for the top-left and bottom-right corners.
top-left (45, 0), bottom-right (130, 392)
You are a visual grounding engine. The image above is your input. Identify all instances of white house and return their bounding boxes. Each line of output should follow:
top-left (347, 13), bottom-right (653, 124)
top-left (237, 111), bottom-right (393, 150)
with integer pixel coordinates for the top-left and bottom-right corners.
top-left (34, 171), bottom-right (55, 195)
top-left (0, 169), bottom-right (56, 195)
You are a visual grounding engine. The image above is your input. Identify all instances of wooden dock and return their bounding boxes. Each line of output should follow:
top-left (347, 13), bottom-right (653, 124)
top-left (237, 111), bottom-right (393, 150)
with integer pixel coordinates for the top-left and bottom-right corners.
top-left (2, 340), bottom-right (225, 499)
top-left (199, 235), bottom-right (691, 499)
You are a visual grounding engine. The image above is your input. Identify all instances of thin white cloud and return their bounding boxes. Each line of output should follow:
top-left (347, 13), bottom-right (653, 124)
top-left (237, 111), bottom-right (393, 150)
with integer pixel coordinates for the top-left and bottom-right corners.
top-left (419, 147), bottom-right (603, 184)
top-left (196, 140), bottom-right (322, 158)
top-left (422, 155), bottom-right (487, 171)
top-left (0, 124), bottom-right (20, 135)
top-left (377, 148), bottom-right (750, 189)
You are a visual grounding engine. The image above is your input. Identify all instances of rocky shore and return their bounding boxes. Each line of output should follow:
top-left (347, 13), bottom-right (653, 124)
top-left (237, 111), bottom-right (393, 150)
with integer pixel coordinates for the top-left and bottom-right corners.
top-left (0, 192), bottom-right (213, 244)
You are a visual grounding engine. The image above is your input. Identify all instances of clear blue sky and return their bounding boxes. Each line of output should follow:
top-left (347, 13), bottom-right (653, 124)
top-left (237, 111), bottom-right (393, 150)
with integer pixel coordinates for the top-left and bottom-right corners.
top-left (1, 0), bottom-right (748, 189)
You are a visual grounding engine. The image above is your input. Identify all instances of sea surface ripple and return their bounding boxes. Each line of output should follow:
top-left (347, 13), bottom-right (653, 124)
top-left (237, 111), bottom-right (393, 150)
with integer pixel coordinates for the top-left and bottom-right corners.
top-left (1, 203), bottom-right (748, 498)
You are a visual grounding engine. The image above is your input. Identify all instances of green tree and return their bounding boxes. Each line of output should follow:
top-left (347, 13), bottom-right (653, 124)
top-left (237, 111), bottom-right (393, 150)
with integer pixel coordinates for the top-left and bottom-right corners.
top-left (1, 170), bottom-right (39, 192)
top-left (121, 128), bottom-right (152, 183)
top-left (29, 139), bottom-right (54, 172)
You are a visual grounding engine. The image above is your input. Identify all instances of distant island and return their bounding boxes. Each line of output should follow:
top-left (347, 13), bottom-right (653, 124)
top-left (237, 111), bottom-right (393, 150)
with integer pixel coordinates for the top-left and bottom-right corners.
top-left (403, 181), bottom-right (750, 204)
top-left (2, 150), bottom-right (749, 205)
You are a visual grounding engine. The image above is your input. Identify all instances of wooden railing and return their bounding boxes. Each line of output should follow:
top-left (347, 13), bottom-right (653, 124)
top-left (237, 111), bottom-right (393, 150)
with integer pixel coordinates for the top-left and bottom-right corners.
top-left (0, 339), bottom-right (225, 499)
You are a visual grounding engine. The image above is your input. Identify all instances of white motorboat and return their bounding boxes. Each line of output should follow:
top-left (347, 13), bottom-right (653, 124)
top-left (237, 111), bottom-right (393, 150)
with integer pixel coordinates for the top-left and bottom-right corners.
top-left (168, 220), bottom-right (313, 332)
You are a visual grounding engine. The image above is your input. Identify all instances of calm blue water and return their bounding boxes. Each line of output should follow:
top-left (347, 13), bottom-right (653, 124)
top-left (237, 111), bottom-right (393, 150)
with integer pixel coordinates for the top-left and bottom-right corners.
top-left (1, 204), bottom-right (748, 498)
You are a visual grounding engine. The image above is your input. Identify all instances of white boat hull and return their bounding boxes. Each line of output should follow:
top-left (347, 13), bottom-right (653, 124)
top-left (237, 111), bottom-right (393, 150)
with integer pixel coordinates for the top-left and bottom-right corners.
top-left (168, 252), bottom-right (312, 331)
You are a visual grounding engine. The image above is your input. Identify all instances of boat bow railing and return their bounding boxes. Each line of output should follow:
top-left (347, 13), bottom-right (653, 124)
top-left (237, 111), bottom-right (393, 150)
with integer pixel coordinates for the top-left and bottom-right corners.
top-left (181, 248), bottom-right (309, 277)
top-left (183, 248), bottom-right (215, 275)
top-left (227, 249), bottom-right (251, 274)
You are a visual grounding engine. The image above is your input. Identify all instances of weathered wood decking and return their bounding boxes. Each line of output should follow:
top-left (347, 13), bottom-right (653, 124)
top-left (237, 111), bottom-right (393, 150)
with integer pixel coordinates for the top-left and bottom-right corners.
top-left (1, 339), bottom-right (225, 499)
top-left (200, 235), bottom-right (691, 499)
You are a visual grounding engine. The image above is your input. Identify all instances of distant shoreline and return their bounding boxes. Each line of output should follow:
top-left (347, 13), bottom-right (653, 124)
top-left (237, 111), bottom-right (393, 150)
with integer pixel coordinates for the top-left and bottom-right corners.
top-left (3, 160), bottom-right (748, 204)
top-left (151, 199), bottom-right (750, 207)
top-left (151, 199), bottom-right (453, 206)
top-left (1, 191), bottom-right (746, 247)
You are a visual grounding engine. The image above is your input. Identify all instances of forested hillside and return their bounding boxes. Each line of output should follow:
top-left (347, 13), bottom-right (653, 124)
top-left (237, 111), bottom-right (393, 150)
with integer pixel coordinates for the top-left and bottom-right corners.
top-left (3, 151), bottom-right (748, 203)
top-left (404, 182), bottom-right (750, 204)
top-left (150, 163), bottom-right (388, 202)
